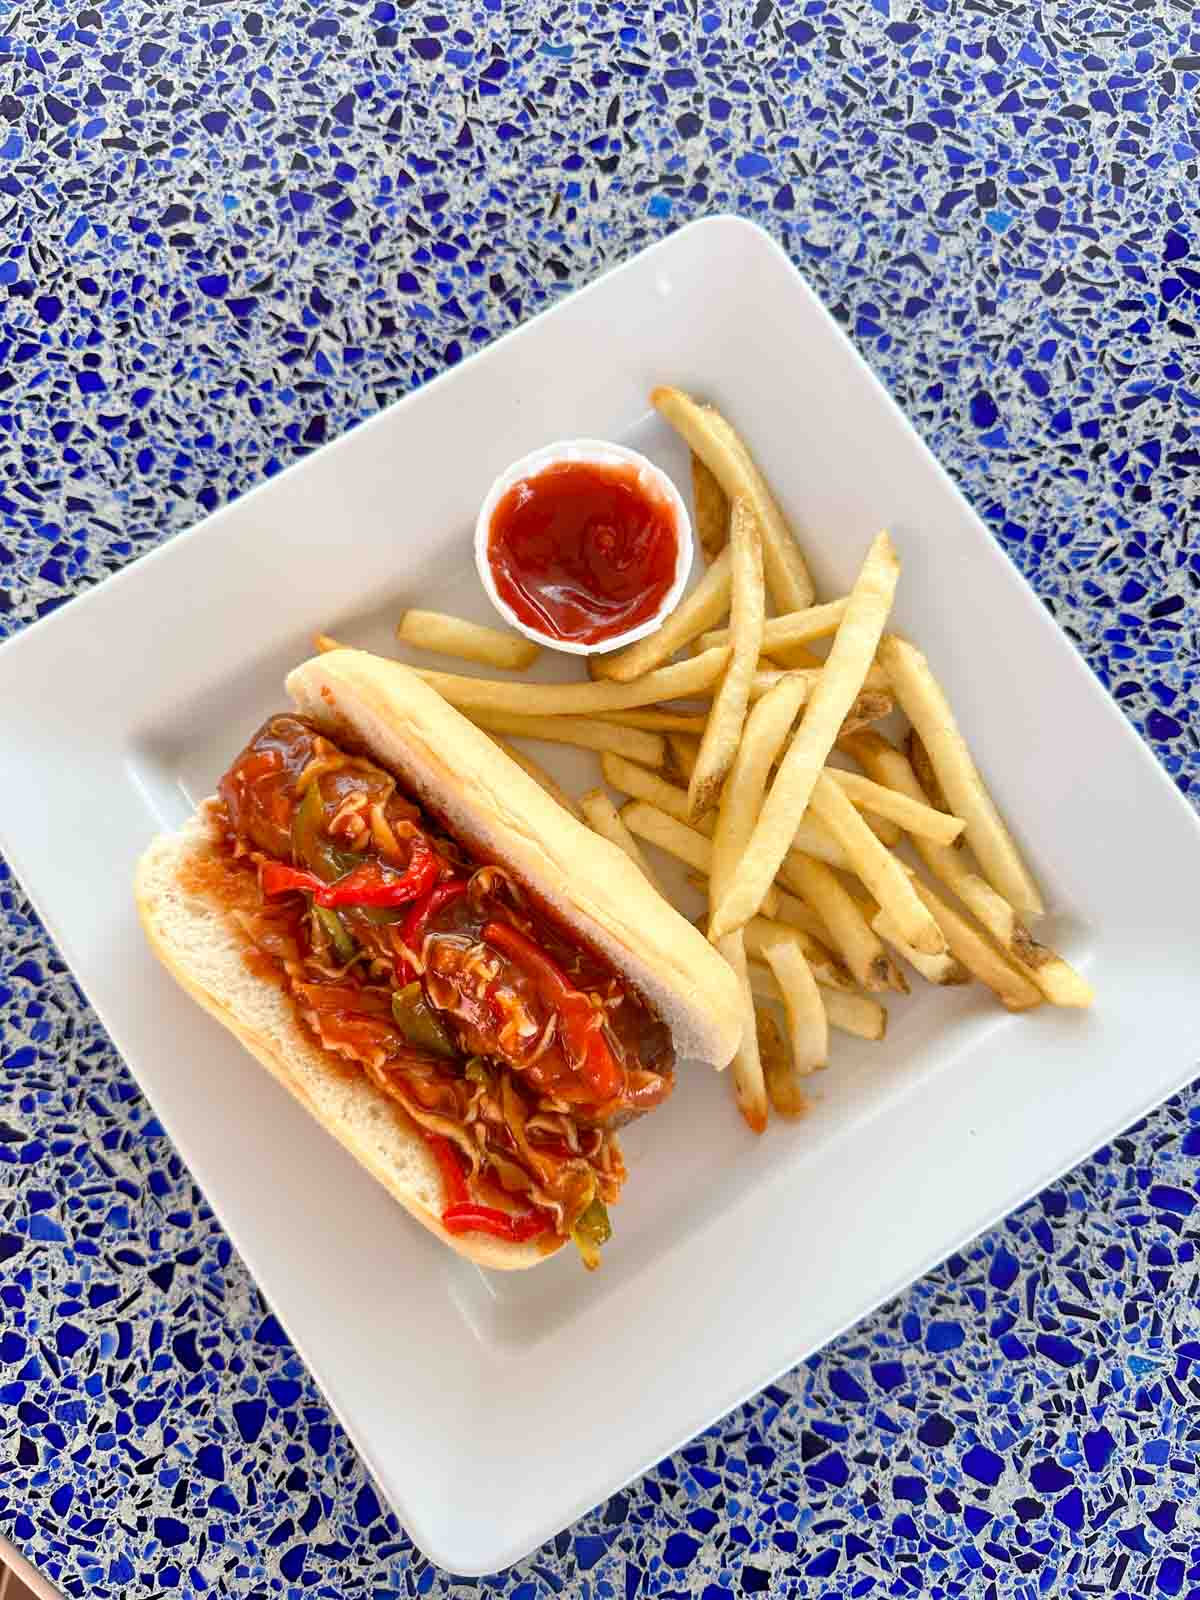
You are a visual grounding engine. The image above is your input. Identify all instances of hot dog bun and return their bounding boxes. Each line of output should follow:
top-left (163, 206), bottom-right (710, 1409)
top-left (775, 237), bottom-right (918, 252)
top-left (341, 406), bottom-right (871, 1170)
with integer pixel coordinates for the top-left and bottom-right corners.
top-left (136, 650), bottom-right (742, 1270)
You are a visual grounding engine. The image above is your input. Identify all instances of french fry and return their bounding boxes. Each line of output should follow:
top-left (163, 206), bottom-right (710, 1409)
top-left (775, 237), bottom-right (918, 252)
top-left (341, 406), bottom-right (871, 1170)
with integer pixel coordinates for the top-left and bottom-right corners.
top-left (593, 710), bottom-right (709, 734)
top-left (619, 801), bottom-right (715, 877)
top-left (747, 667), bottom-right (811, 702)
top-left (699, 599), bottom-right (849, 656)
top-left (771, 885), bottom-right (831, 945)
top-left (579, 788), bottom-right (664, 890)
top-left (652, 385), bottom-right (816, 611)
top-left (604, 754), bottom-right (854, 874)
top-left (687, 880), bottom-right (852, 991)
top-left (808, 772), bottom-right (945, 956)
top-left (906, 728), bottom-right (957, 837)
top-left (689, 498), bottom-right (765, 819)
top-left (593, 548), bottom-right (732, 683)
top-left (752, 915), bottom-right (857, 985)
top-left (860, 808), bottom-right (902, 848)
top-left (601, 756), bottom-right (704, 829)
top-left (747, 964), bottom-right (887, 1041)
top-left (711, 675), bottom-right (810, 904)
top-left (822, 985), bottom-right (888, 1042)
top-left (754, 923), bottom-right (828, 1075)
top-left (870, 904), bottom-right (969, 986)
top-left (314, 633), bottom-right (348, 653)
top-left (486, 735), bottom-right (583, 821)
top-left (711, 532), bottom-right (900, 938)
top-left (719, 930), bottom-right (769, 1132)
top-left (397, 609), bottom-right (540, 671)
top-left (692, 451), bottom-right (730, 561)
top-left (879, 634), bottom-right (1044, 917)
top-left (746, 672), bottom-right (894, 733)
top-left (746, 636), bottom-right (891, 695)
top-left (826, 768), bottom-right (964, 846)
top-left (665, 732), bottom-right (699, 780)
top-left (417, 646), bottom-right (730, 717)
top-left (907, 875), bottom-right (1042, 1011)
top-left (841, 690), bottom-right (895, 735)
top-left (842, 731), bottom-right (1093, 1006)
top-left (468, 711), bottom-right (663, 767)
top-left (621, 803), bottom-right (781, 918)
top-left (779, 852), bottom-right (907, 993)
top-left (756, 1005), bottom-right (809, 1117)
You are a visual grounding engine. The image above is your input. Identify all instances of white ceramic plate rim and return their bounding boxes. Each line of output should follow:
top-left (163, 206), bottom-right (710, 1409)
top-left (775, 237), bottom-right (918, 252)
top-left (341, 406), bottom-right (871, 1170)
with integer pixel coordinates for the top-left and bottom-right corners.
top-left (1, 218), bottom-right (1198, 1576)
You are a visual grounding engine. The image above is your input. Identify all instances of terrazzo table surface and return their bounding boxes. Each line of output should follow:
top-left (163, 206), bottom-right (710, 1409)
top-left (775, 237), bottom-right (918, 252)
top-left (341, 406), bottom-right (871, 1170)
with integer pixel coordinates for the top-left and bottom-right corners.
top-left (1, 1), bottom-right (1199, 1595)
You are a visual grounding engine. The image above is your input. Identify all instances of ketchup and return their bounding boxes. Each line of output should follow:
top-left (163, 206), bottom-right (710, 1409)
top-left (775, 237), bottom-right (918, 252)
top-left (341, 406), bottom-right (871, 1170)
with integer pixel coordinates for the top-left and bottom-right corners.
top-left (486, 459), bottom-right (679, 645)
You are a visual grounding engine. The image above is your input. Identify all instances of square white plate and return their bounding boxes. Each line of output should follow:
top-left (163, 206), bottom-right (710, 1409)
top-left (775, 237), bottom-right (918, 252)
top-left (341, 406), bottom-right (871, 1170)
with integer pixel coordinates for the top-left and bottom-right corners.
top-left (2, 217), bottom-right (1198, 1575)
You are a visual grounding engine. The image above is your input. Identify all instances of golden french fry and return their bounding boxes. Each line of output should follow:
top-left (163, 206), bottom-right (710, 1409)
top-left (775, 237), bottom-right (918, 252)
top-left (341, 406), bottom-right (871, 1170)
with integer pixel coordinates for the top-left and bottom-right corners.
top-left (746, 672), bottom-right (894, 736)
top-left (692, 451), bottom-right (730, 562)
top-left (689, 499), bottom-right (765, 819)
top-left (746, 964), bottom-right (887, 1041)
top-left (841, 690), bottom-right (895, 735)
top-left (711, 532), bottom-right (900, 938)
top-left (620, 803), bottom-right (782, 918)
top-left (688, 879), bottom-right (851, 990)
top-left (755, 924), bottom-right (828, 1075)
top-left (747, 667), bottom-right (811, 701)
top-left (579, 788), bottom-right (664, 890)
top-left (870, 904), bottom-right (969, 986)
top-left (718, 931), bottom-right (769, 1132)
top-left (786, 818), bottom-right (852, 872)
top-left (770, 884), bottom-right (831, 944)
top-left (417, 646), bottom-right (730, 717)
top-left (861, 808), bottom-right (902, 848)
top-left (314, 633), bottom-right (348, 653)
top-left (652, 385), bottom-right (815, 611)
top-left (699, 599), bottom-right (849, 656)
top-left (907, 875), bottom-right (1042, 1011)
top-left (593, 548), bottom-right (732, 683)
top-left (823, 985), bottom-right (888, 1041)
top-left (665, 732), bottom-right (699, 780)
top-left (905, 728), bottom-right (956, 834)
top-left (593, 710), bottom-right (709, 734)
top-left (619, 800), bottom-right (713, 876)
top-left (826, 768), bottom-right (964, 846)
top-left (755, 1005), bottom-right (808, 1117)
top-left (711, 675), bottom-right (810, 904)
top-left (843, 731), bottom-right (1093, 1007)
top-left (604, 753), bottom-right (853, 874)
top-left (602, 756), bottom-right (700, 825)
top-left (486, 735), bottom-right (583, 821)
top-left (741, 916), bottom-right (819, 973)
top-left (468, 711), bottom-right (663, 767)
top-left (779, 852), bottom-right (907, 993)
top-left (754, 637), bottom-right (891, 694)
top-left (879, 634), bottom-right (1044, 917)
top-left (808, 771), bottom-right (945, 956)
top-left (397, 609), bottom-right (540, 671)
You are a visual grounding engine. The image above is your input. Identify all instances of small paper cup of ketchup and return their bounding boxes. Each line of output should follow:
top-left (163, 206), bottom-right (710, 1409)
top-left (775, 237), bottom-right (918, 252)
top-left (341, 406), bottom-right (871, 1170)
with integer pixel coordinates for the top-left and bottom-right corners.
top-left (475, 439), bottom-right (693, 656)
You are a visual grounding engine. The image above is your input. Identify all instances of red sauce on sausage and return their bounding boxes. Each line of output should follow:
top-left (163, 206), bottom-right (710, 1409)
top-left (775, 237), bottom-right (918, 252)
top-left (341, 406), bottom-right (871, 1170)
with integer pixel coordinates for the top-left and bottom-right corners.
top-left (486, 459), bottom-right (678, 645)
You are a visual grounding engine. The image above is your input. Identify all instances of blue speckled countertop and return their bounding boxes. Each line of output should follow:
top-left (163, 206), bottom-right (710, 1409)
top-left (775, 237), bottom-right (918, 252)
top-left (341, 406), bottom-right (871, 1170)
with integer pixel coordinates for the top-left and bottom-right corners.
top-left (2, 1), bottom-right (1199, 1595)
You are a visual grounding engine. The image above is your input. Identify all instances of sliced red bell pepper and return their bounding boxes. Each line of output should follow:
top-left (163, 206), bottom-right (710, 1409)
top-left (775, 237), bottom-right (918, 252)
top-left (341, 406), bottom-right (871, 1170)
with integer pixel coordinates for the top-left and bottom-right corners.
top-left (422, 1133), bottom-right (551, 1243)
top-left (394, 877), bottom-right (470, 984)
top-left (259, 861), bottom-right (327, 899)
top-left (441, 1202), bottom-right (552, 1243)
top-left (482, 920), bottom-right (623, 1102)
top-left (422, 1131), bottom-right (470, 1210)
top-left (260, 833), bottom-right (438, 909)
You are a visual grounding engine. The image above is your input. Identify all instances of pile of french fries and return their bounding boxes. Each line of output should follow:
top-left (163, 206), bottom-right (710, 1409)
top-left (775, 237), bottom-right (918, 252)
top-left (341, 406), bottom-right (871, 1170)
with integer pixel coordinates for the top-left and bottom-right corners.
top-left (319, 385), bottom-right (1094, 1135)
